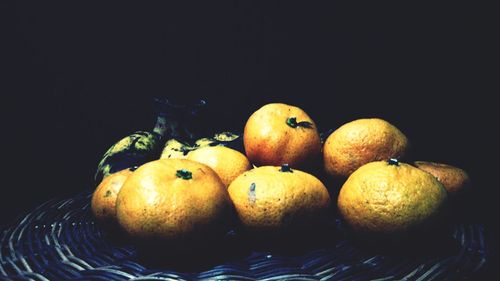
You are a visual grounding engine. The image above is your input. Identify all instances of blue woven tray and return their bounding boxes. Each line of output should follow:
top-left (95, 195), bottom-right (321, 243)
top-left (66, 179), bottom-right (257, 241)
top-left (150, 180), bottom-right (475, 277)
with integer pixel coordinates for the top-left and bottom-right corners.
top-left (0, 188), bottom-right (488, 280)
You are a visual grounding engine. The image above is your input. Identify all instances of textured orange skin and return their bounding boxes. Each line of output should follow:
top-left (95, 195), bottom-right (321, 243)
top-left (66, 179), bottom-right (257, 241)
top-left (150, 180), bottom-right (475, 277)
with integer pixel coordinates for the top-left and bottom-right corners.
top-left (413, 161), bottom-right (470, 195)
top-left (323, 118), bottom-right (409, 178)
top-left (338, 161), bottom-right (447, 234)
top-left (228, 166), bottom-right (331, 234)
top-left (116, 159), bottom-right (231, 241)
top-left (187, 146), bottom-right (252, 187)
top-left (243, 103), bottom-right (321, 170)
top-left (91, 168), bottom-right (133, 222)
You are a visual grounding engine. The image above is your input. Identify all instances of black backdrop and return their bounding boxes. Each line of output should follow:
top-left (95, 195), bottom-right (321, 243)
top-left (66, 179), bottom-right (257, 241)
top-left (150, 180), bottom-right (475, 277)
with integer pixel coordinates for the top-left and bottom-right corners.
top-left (1, 1), bottom-right (497, 273)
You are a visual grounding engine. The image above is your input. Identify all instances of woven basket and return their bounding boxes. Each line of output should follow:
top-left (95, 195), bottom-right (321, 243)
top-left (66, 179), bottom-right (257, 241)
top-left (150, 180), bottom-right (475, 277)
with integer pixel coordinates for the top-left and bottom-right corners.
top-left (0, 188), bottom-right (487, 280)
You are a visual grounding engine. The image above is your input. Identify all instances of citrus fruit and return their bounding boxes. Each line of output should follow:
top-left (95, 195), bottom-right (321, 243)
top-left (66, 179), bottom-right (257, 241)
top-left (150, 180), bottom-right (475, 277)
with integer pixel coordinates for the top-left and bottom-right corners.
top-left (323, 118), bottom-right (409, 178)
top-left (338, 159), bottom-right (447, 235)
top-left (243, 103), bottom-right (322, 170)
top-left (413, 161), bottom-right (470, 196)
top-left (91, 168), bottom-right (134, 223)
top-left (186, 146), bottom-right (252, 186)
top-left (115, 159), bottom-right (231, 245)
top-left (228, 164), bottom-right (331, 235)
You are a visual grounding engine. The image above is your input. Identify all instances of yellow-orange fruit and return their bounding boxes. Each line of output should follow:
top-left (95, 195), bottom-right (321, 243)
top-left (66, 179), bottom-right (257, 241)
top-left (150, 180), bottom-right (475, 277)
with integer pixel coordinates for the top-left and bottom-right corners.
top-left (323, 118), bottom-right (409, 178)
top-left (243, 103), bottom-right (322, 170)
top-left (228, 165), bottom-right (331, 234)
top-left (338, 160), bottom-right (447, 235)
top-left (413, 161), bottom-right (470, 196)
top-left (91, 168), bottom-right (134, 222)
top-left (187, 146), bottom-right (252, 186)
top-left (116, 159), bottom-right (231, 243)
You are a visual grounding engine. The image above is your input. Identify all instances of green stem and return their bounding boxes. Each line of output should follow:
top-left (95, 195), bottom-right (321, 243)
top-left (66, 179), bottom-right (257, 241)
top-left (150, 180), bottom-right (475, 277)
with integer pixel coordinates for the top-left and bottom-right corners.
top-left (286, 117), bottom-right (313, 128)
top-left (176, 169), bottom-right (193, 180)
top-left (387, 158), bottom-right (399, 166)
top-left (279, 164), bottom-right (293, 173)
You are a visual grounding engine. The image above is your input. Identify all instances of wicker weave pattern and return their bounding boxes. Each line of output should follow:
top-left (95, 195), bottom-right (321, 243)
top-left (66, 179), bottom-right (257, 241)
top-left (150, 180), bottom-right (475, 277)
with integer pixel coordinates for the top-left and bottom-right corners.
top-left (0, 189), bottom-right (487, 281)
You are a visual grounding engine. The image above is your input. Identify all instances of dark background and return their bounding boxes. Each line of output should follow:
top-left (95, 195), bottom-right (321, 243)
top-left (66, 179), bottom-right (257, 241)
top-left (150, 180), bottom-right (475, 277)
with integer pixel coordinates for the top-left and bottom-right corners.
top-left (1, 1), bottom-right (497, 276)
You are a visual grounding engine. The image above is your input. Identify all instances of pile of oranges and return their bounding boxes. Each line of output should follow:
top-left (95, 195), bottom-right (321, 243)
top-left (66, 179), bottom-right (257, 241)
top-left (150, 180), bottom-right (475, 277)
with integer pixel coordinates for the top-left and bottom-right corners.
top-left (91, 103), bottom-right (470, 250)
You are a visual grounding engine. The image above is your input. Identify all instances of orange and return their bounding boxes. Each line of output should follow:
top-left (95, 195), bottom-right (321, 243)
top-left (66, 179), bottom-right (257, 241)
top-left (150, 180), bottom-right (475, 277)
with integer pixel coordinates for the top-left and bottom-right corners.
top-left (91, 168), bottom-right (134, 223)
top-left (338, 159), bottom-right (447, 235)
top-left (186, 146), bottom-right (252, 186)
top-left (228, 164), bottom-right (331, 235)
top-left (413, 161), bottom-right (470, 196)
top-left (115, 159), bottom-right (232, 244)
top-left (243, 103), bottom-right (322, 170)
top-left (323, 118), bottom-right (409, 178)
